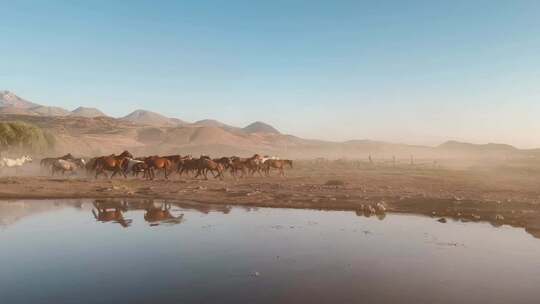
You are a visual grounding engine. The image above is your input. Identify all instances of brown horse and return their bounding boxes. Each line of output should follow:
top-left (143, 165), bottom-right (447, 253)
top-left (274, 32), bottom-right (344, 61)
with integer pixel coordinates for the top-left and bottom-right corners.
top-left (163, 155), bottom-right (183, 169)
top-left (144, 156), bottom-right (172, 180)
top-left (213, 157), bottom-right (233, 169)
top-left (91, 151), bottom-right (133, 179)
top-left (229, 156), bottom-right (247, 178)
top-left (263, 159), bottom-right (293, 177)
top-left (229, 154), bottom-right (262, 178)
top-left (177, 156), bottom-right (200, 177)
top-left (194, 156), bottom-right (225, 180)
top-left (94, 155), bottom-right (128, 179)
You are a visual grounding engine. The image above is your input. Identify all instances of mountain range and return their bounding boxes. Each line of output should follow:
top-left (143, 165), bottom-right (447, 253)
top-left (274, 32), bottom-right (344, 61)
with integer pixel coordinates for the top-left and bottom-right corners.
top-left (1, 90), bottom-right (536, 159)
top-left (0, 90), bottom-right (281, 134)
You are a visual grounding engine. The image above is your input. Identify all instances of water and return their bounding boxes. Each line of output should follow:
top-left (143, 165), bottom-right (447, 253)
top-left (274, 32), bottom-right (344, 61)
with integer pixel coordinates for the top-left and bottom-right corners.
top-left (1, 199), bottom-right (539, 304)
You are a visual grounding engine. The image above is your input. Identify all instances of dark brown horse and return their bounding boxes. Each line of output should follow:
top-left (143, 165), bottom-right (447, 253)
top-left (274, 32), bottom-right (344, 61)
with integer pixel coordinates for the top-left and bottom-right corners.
top-left (177, 156), bottom-right (199, 177)
top-left (194, 156), bottom-right (225, 180)
top-left (213, 157), bottom-right (233, 174)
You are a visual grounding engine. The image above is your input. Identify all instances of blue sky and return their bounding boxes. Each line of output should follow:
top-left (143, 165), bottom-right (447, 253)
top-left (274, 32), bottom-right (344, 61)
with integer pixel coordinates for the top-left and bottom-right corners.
top-left (1, 0), bottom-right (540, 147)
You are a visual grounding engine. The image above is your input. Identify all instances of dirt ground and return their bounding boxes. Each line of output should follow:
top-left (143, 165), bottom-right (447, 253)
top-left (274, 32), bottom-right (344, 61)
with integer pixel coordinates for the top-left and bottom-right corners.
top-left (2, 159), bottom-right (540, 237)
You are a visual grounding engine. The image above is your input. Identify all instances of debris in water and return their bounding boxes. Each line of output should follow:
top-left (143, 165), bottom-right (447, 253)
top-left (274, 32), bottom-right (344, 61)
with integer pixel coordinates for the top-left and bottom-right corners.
top-left (437, 218), bottom-right (447, 223)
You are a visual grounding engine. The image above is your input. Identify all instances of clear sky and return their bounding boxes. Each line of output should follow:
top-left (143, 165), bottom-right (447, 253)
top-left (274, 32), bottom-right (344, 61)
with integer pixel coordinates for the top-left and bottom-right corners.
top-left (1, 0), bottom-right (540, 147)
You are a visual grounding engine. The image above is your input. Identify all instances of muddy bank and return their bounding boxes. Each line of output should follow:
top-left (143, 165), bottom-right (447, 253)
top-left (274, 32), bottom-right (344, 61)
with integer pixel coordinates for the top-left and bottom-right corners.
top-left (2, 164), bottom-right (540, 237)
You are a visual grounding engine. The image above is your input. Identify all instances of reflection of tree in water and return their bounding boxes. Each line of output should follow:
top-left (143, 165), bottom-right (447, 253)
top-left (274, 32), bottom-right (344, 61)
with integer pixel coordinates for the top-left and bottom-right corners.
top-left (92, 199), bottom-right (132, 228)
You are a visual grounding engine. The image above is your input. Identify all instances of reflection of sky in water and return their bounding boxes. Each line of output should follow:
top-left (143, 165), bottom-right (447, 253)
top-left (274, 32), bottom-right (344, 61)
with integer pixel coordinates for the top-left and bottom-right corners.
top-left (1, 200), bottom-right (540, 304)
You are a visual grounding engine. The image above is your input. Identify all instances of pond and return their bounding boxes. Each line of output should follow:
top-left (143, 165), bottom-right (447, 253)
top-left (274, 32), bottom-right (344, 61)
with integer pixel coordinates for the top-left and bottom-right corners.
top-left (1, 199), bottom-right (539, 303)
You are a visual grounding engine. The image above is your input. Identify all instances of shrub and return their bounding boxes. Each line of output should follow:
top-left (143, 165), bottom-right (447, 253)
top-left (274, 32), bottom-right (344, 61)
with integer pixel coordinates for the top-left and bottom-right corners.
top-left (0, 121), bottom-right (55, 154)
top-left (325, 179), bottom-right (346, 186)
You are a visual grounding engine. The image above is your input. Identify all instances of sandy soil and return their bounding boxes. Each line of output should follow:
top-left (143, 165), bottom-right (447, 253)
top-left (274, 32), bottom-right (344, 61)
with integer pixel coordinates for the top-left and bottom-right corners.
top-left (2, 161), bottom-right (540, 237)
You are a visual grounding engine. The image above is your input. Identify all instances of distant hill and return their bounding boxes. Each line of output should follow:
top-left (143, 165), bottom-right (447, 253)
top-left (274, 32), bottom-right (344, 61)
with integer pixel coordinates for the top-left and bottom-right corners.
top-left (0, 106), bottom-right (37, 115)
top-left (30, 106), bottom-right (71, 116)
top-left (121, 109), bottom-right (186, 126)
top-left (243, 121), bottom-right (280, 134)
top-left (0, 91), bottom-right (40, 109)
top-left (438, 141), bottom-right (518, 153)
top-left (193, 119), bottom-right (239, 132)
top-left (70, 106), bottom-right (107, 118)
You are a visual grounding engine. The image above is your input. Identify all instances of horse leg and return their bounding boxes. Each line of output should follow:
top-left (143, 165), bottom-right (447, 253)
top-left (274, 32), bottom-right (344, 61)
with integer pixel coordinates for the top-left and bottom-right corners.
top-left (96, 168), bottom-right (108, 179)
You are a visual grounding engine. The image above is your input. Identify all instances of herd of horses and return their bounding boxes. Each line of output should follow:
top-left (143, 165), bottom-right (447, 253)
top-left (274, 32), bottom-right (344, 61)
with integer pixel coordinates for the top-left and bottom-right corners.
top-left (38, 151), bottom-right (293, 180)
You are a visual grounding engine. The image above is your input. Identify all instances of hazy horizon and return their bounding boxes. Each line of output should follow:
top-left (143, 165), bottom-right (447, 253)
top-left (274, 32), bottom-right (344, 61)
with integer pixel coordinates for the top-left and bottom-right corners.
top-left (2, 1), bottom-right (539, 148)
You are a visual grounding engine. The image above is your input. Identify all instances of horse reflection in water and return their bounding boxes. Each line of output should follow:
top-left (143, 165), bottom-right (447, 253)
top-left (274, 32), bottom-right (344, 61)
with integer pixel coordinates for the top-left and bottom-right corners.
top-left (124, 200), bottom-right (184, 226)
top-left (92, 200), bottom-right (133, 228)
top-left (144, 202), bottom-right (184, 226)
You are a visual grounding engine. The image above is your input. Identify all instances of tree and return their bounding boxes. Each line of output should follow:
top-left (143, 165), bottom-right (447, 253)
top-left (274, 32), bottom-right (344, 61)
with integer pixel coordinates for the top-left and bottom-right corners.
top-left (0, 121), bottom-right (55, 154)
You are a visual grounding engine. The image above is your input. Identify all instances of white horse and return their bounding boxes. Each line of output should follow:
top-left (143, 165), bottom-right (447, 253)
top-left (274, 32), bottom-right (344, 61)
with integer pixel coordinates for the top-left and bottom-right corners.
top-left (124, 158), bottom-right (147, 176)
top-left (51, 159), bottom-right (79, 176)
top-left (0, 155), bottom-right (33, 168)
top-left (0, 155), bottom-right (33, 173)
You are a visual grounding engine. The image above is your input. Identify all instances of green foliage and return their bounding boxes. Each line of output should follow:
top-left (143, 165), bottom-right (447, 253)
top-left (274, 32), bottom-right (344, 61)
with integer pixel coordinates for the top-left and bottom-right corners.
top-left (0, 121), bottom-right (55, 153)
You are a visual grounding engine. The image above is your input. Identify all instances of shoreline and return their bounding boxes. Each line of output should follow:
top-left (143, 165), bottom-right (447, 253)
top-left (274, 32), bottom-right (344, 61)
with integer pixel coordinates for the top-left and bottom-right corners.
top-left (2, 167), bottom-right (540, 238)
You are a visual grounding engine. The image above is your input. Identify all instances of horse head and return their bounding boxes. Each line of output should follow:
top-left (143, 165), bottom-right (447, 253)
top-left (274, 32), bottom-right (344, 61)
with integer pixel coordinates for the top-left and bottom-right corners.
top-left (119, 150), bottom-right (134, 159)
top-left (74, 158), bottom-right (86, 168)
top-left (61, 153), bottom-right (75, 160)
top-left (285, 159), bottom-right (293, 168)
